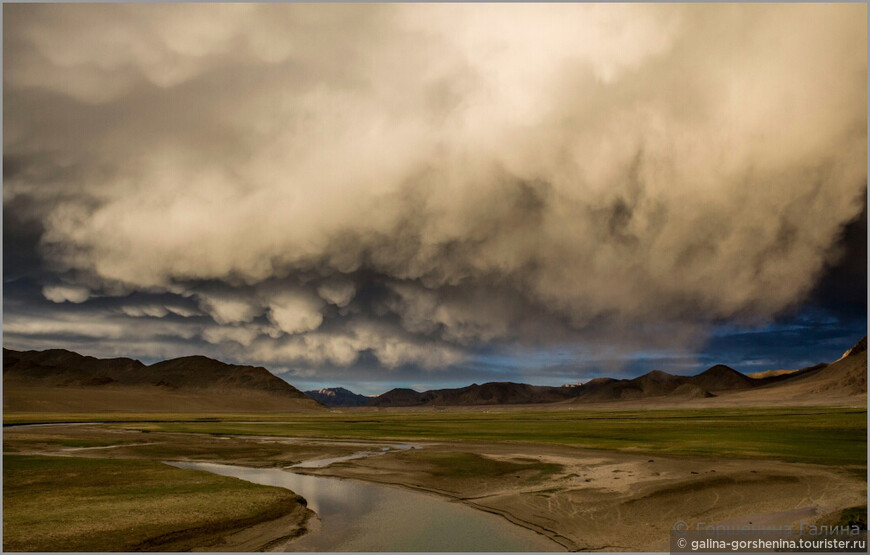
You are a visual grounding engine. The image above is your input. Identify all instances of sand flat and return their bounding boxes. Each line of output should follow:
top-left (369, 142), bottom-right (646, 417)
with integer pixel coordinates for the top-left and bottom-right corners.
top-left (298, 441), bottom-right (866, 551)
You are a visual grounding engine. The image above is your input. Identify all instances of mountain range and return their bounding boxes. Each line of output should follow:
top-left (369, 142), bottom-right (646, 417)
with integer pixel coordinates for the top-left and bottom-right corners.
top-left (3, 336), bottom-right (866, 413)
top-left (321, 337), bottom-right (867, 407)
top-left (2, 348), bottom-right (320, 413)
top-left (367, 382), bottom-right (581, 407)
top-left (304, 387), bottom-right (371, 407)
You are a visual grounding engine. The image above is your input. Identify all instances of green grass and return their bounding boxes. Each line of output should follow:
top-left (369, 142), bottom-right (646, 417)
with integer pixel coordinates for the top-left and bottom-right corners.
top-left (5, 407), bottom-right (866, 467)
top-left (406, 451), bottom-right (562, 481)
top-left (85, 407), bottom-right (868, 467)
top-left (2, 455), bottom-right (303, 552)
top-left (3, 412), bottom-right (295, 425)
top-left (1, 432), bottom-right (148, 451)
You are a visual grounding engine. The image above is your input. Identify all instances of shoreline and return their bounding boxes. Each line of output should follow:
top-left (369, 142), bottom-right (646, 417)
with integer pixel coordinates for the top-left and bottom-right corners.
top-left (285, 440), bottom-right (866, 552)
top-left (287, 464), bottom-right (577, 551)
top-left (191, 502), bottom-right (315, 552)
top-left (174, 458), bottom-right (565, 552)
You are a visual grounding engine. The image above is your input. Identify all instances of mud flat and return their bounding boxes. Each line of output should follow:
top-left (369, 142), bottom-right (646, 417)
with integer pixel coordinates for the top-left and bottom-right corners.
top-left (298, 441), bottom-right (867, 551)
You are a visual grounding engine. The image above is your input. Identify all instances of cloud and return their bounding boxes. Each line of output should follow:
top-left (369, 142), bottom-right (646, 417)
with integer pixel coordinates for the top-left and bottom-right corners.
top-left (385, 282), bottom-right (512, 344)
top-left (42, 284), bottom-right (90, 304)
top-left (317, 280), bottom-right (356, 308)
top-left (121, 305), bottom-right (169, 318)
top-left (3, 4), bottom-right (866, 375)
top-left (4, 312), bottom-right (125, 339)
top-left (116, 302), bottom-right (200, 319)
top-left (165, 305), bottom-right (200, 318)
top-left (249, 320), bottom-right (464, 369)
top-left (196, 293), bottom-right (262, 325)
top-left (3, 310), bottom-right (200, 343)
top-left (201, 325), bottom-right (262, 347)
top-left (267, 291), bottom-right (324, 335)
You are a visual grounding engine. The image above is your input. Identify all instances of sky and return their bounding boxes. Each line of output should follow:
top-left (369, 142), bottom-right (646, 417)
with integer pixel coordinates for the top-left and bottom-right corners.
top-left (2, 3), bottom-right (867, 395)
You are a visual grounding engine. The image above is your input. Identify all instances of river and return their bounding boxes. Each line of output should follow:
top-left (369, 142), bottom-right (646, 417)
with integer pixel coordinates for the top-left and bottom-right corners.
top-left (169, 461), bottom-right (560, 552)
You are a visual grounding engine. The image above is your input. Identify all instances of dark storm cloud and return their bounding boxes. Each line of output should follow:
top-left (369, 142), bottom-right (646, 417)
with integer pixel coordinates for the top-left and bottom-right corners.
top-left (3, 192), bottom-right (45, 282)
top-left (806, 198), bottom-right (867, 319)
top-left (2, 3), bottom-right (866, 378)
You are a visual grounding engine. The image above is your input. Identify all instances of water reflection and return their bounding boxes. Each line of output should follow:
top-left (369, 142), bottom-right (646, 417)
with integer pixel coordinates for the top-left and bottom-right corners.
top-left (168, 461), bottom-right (559, 552)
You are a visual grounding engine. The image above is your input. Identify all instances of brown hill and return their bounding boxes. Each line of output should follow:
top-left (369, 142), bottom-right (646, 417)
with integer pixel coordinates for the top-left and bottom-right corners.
top-left (568, 366), bottom-right (743, 403)
top-left (839, 336), bottom-right (867, 359)
top-left (367, 361), bottom-right (793, 407)
top-left (633, 370), bottom-right (686, 395)
top-left (571, 338), bottom-right (867, 407)
top-left (717, 337), bottom-right (867, 404)
top-left (430, 382), bottom-right (579, 405)
top-left (687, 364), bottom-right (755, 392)
top-left (3, 348), bottom-right (322, 413)
top-left (368, 387), bottom-right (429, 407)
top-left (5, 336), bottom-right (865, 412)
top-left (747, 368), bottom-right (799, 379)
top-left (747, 363), bottom-right (828, 384)
top-left (569, 370), bottom-right (683, 402)
top-left (367, 382), bottom-right (579, 407)
top-left (670, 383), bottom-right (716, 399)
top-left (367, 369), bottom-right (728, 407)
top-left (2, 349), bottom-right (146, 386)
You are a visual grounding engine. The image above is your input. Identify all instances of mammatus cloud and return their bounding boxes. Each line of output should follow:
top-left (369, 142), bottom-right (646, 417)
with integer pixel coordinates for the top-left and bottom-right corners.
top-left (317, 280), bottom-right (356, 308)
top-left (3, 3), bottom-right (866, 376)
top-left (196, 293), bottom-right (262, 325)
top-left (202, 325), bottom-right (264, 348)
top-left (267, 291), bottom-right (324, 335)
top-left (121, 305), bottom-right (169, 318)
top-left (42, 284), bottom-right (90, 304)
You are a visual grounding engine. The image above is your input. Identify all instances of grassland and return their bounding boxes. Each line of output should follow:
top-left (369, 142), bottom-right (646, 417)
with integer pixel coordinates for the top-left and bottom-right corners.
top-left (31, 406), bottom-right (859, 468)
top-left (3, 406), bottom-right (866, 552)
top-left (1, 455), bottom-right (308, 552)
top-left (2, 427), bottom-right (366, 468)
top-left (5, 407), bottom-right (865, 466)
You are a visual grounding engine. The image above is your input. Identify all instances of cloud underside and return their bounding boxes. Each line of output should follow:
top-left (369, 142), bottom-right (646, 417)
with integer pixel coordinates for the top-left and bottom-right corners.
top-left (3, 4), bottom-right (866, 375)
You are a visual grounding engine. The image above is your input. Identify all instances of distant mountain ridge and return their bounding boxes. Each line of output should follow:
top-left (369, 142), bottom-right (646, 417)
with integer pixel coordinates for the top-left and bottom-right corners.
top-left (3, 348), bottom-right (322, 413)
top-left (567, 364), bottom-right (751, 403)
top-left (305, 387), bottom-right (370, 407)
top-left (368, 382), bottom-right (580, 408)
top-left (4, 335), bottom-right (865, 412)
top-left (365, 336), bottom-right (867, 407)
top-left (363, 365), bottom-right (752, 407)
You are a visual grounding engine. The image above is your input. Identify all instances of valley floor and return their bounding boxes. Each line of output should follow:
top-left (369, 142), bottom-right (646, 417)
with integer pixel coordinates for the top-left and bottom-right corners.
top-left (296, 441), bottom-right (865, 551)
top-left (2, 406), bottom-right (867, 552)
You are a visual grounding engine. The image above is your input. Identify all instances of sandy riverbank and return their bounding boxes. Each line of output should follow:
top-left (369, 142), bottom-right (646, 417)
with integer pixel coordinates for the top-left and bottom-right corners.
top-left (191, 503), bottom-right (314, 552)
top-left (295, 441), bottom-right (866, 551)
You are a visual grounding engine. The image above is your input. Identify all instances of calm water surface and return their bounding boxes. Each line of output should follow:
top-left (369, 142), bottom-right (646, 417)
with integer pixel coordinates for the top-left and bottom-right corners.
top-left (169, 461), bottom-right (560, 552)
